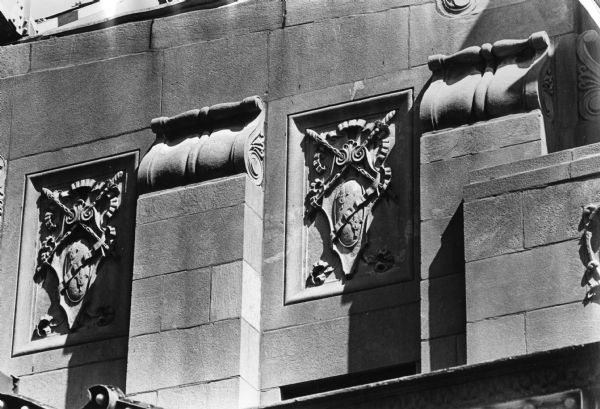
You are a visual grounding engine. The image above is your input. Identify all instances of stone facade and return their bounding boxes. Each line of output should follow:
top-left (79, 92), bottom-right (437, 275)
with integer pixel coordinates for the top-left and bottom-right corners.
top-left (0, 1), bottom-right (598, 409)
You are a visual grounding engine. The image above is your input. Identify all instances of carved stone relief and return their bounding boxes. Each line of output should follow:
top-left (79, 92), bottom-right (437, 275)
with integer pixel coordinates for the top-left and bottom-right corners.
top-left (579, 203), bottom-right (600, 305)
top-left (138, 96), bottom-right (265, 193)
top-left (437, 0), bottom-right (475, 16)
top-left (577, 30), bottom-right (600, 122)
top-left (420, 31), bottom-right (552, 131)
top-left (12, 153), bottom-right (136, 354)
top-left (285, 92), bottom-right (413, 303)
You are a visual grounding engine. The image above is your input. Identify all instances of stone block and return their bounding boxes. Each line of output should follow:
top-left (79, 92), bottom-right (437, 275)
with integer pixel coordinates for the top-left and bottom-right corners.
top-left (0, 42), bottom-right (29, 79)
top-left (470, 150), bottom-right (572, 183)
top-left (261, 304), bottom-right (419, 388)
top-left (211, 262), bottom-right (243, 322)
top-left (523, 179), bottom-right (600, 248)
top-left (241, 261), bottom-right (261, 330)
top-left (421, 274), bottom-right (465, 340)
top-left (466, 240), bottom-right (583, 322)
top-left (260, 388), bottom-right (282, 406)
top-left (18, 359), bottom-right (126, 409)
top-left (420, 111), bottom-right (545, 164)
top-left (133, 203), bottom-right (244, 279)
top-left (467, 315), bottom-right (526, 364)
top-left (9, 53), bottom-right (162, 159)
top-left (156, 378), bottom-right (240, 409)
top-left (572, 141), bottom-right (600, 159)
top-left (243, 203), bottom-right (263, 273)
top-left (162, 268), bottom-right (211, 331)
top-left (162, 32), bottom-right (267, 116)
top-left (127, 319), bottom-right (241, 393)
top-left (152, 0), bottom-right (281, 49)
top-left (421, 334), bottom-right (463, 372)
top-left (268, 8), bottom-right (409, 100)
top-left (410, 0), bottom-right (573, 67)
top-left (245, 176), bottom-right (263, 218)
top-left (464, 163), bottom-right (571, 201)
top-left (526, 302), bottom-right (600, 352)
top-left (31, 20), bottom-right (151, 71)
top-left (464, 192), bottom-right (523, 262)
top-left (128, 392), bottom-right (157, 406)
top-left (137, 175), bottom-right (246, 225)
top-left (570, 154), bottom-right (600, 179)
top-left (240, 319), bottom-right (260, 389)
top-left (421, 212), bottom-right (464, 280)
top-left (130, 276), bottom-right (162, 337)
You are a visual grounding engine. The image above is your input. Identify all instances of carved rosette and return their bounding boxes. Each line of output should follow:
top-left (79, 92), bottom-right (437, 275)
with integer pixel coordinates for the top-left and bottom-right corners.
top-left (577, 30), bottom-right (600, 122)
top-left (35, 171), bottom-right (124, 334)
top-left (304, 111), bottom-right (396, 284)
top-left (0, 155), bottom-right (5, 228)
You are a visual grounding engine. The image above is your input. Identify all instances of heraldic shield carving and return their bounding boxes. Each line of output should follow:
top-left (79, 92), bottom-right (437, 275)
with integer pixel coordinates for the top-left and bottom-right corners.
top-left (304, 111), bottom-right (397, 285)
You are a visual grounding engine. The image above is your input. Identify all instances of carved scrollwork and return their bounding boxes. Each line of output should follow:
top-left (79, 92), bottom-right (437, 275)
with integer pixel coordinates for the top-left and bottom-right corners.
top-left (304, 111), bottom-right (396, 280)
top-left (437, 0), bottom-right (475, 16)
top-left (577, 30), bottom-right (600, 122)
top-left (579, 203), bottom-right (600, 305)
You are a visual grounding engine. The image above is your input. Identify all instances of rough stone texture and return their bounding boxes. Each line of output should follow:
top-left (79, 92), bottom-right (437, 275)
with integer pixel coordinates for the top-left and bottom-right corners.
top-left (421, 214), bottom-right (465, 280)
top-left (127, 319), bottom-right (241, 393)
top-left (161, 268), bottom-right (211, 330)
top-left (130, 276), bottom-right (163, 337)
top-left (526, 302), bottom-right (600, 352)
top-left (420, 112), bottom-right (545, 164)
top-left (156, 378), bottom-right (240, 409)
top-left (18, 359), bottom-right (126, 409)
top-left (410, 0), bottom-right (573, 67)
top-left (211, 262), bottom-right (243, 322)
top-left (9, 52), bottom-right (162, 159)
top-left (421, 334), bottom-right (464, 372)
top-left (162, 32), bottom-right (268, 116)
top-left (268, 8), bottom-right (409, 100)
top-left (152, 0), bottom-right (282, 49)
top-left (261, 304), bottom-right (419, 388)
top-left (464, 193), bottom-right (523, 262)
top-left (0, 43), bottom-right (30, 79)
top-left (128, 391), bottom-right (158, 406)
top-left (467, 315), bottom-right (526, 364)
top-left (523, 179), bottom-right (600, 248)
top-left (421, 274), bottom-right (465, 340)
top-left (31, 20), bottom-right (151, 71)
top-left (570, 154), bottom-right (600, 179)
top-left (137, 175), bottom-right (246, 225)
top-left (573, 141), bottom-right (600, 159)
top-left (466, 240), bottom-right (583, 322)
top-left (133, 203), bottom-right (244, 279)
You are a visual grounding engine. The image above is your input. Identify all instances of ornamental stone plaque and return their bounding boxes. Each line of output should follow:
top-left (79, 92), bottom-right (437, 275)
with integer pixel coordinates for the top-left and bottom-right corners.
top-left (13, 153), bottom-right (136, 355)
top-left (285, 92), bottom-right (413, 303)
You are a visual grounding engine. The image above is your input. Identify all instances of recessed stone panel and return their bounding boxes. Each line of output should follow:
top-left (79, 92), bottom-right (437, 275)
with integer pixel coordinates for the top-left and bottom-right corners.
top-left (12, 152), bottom-right (137, 355)
top-left (284, 91), bottom-right (413, 303)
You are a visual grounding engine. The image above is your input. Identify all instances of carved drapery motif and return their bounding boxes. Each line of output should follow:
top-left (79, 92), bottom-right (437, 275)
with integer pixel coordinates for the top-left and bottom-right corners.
top-left (304, 110), bottom-right (396, 283)
top-left (35, 171), bottom-right (124, 334)
top-left (577, 30), bottom-right (600, 122)
top-left (579, 203), bottom-right (600, 305)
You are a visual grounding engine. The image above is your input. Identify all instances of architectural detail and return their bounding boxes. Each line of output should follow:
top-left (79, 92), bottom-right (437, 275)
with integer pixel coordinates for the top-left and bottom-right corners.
top-left (304, 111), bottom-right (395, 279)
top-left (577, 30), bottom-right (600, 122)
top-left (138, 96), bottom-right (265, 193)
top-left (0, 155), bottom-right (5, 227)
top-left (540, 65), bottom-right (555, 122)
top-left (420, 31), bottom-right (552, 131)
top-left (437, 0), bottom-right (475, 16)
top-left (307, 260), bottom-right (335, 287)
top-left (363, 246), bottom-right (395, 273)
top-left (579, 203), bottom-right (600, 305)
top-left (85, 385), bottom-right (163, 409)
top-left (35, 171), bottom-right (124, 332)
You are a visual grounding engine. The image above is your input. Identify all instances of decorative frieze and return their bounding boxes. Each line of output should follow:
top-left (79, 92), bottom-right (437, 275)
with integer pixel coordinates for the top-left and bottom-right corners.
top-left (577, 30), bottom-right (600, 122)
top-left (420, 31), bottom-right (552, 131)
top-left (138, 96), bottom-right (265, 193)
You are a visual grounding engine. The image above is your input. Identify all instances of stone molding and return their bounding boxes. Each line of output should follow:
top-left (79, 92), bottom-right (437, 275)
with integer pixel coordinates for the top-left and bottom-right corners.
top-left (577, 30), bottom-right (600, 122)
top-left (420, 32), bottom-right (552, 132)
top-left (138, 96), bottom-right (265, 193)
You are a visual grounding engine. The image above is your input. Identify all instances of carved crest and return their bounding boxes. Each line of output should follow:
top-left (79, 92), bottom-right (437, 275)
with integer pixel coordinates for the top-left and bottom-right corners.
top-left (579, 202), bottom-right (600, 305)
top-left (304, 111), bottom-right (396, 284)
top-left (35, 171), bottom-right (124, 333)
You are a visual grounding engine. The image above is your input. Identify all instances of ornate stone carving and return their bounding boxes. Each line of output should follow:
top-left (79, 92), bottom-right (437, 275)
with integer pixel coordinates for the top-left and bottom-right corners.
top-left (139, 96), bottom-right (265, 193)
top-left (579, 203), bottom-right (600, 305)
top-left (420, 31), bottom-right (552, 131)
top-left (0, 155), bottom-right (5, 228)
top-left (34, 171), bottom-right (124, 333)
top-left (577, 30), bottom-right (600, 122)
top-left (304, 111), bottom-right (396, 281)
top-left (85, 385), bottom-right (164, 409)
top-left (437, 0), bottom-right (475, 16)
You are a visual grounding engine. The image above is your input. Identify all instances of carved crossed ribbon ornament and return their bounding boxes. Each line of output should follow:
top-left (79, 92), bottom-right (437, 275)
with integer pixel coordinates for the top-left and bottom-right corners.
top-left (580, 203), bottom-right (600, 305)
top-left (35, 171), bottom-right (123, 335)
top-left (304, 110), bottom-right (396, 286)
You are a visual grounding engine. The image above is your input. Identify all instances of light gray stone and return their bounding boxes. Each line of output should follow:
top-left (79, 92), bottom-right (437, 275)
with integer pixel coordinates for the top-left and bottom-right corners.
top-left (127, 319), bottom-right (241, 393)
top-left (243, 203), bottom-right (263, 273)
top-left (128, 392), bottom-right (158, 406)
top-left (464, 193), bottom-right (523, 262)
top-left (31, 20), bottom-right (151, 71)
top-left (133, 203), bottom-right (244, 279)
top-left (467, 315), bottom-right (526, 364)
top-left (156, 378), bottom-right (240, 409)
top-left (0, 43), bottom-right (29, 79)
top-left (162, 32), bottom-right (268, 116)
top-left (211, 262), bottom-right (242, 322)
top-left (240, 319), bottom-right (260, 390)
top-left (526, 302), bottom-right (600, 352)
top-left (161, 268), bottom-right (211, 330)
top-left (130, 276), bottom-right (162, 337)
top-left (570, 154), bottom-right (600, 179)
top-left (421, 215), bottom-right (465, 280)
top-left (572, 141), bottom-right (600, 159)
top-left (466, 240), bottom-right (583, 322)
top-left (268, 8), bottom-right (409, 100)
top-left (152, 0), bottom-right (281, 49)
top-left (241, 261), bottom-right (261, 331)
top-left (421, 274), bottom-right (465, 340)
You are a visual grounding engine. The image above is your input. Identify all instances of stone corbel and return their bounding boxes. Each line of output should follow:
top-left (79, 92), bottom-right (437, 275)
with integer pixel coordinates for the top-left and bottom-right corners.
top-left (138, 96), bottom-right (265, 194)
top-left (420, 31), bottom-right (552, 131)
